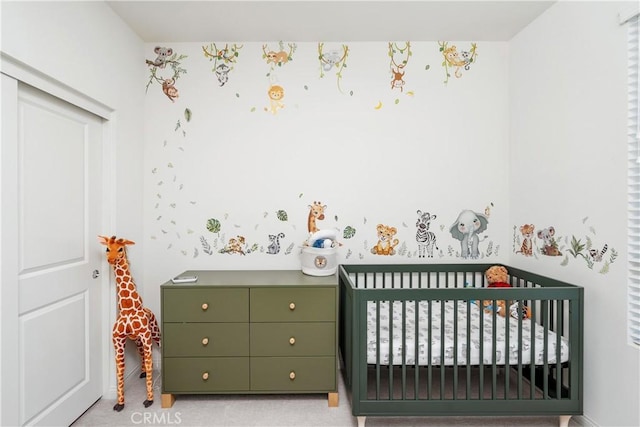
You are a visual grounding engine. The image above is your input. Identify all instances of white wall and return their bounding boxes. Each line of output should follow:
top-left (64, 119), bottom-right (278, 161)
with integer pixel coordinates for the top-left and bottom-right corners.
top-left (509, 1), bottom-right (639, 426)
top-left (1, 0), bottom-right (146, 399)
top-left (141, 41), bottom-right (511, 312)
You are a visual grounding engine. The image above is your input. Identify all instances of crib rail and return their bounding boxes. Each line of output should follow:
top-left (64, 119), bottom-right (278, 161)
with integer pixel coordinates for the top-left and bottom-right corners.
top-left (338, 264), bottom-right (583, 418)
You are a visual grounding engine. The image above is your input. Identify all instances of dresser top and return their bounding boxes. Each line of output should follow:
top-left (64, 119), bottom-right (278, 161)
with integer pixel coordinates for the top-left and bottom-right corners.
top-left (162, 270), bottom-right (337, 288)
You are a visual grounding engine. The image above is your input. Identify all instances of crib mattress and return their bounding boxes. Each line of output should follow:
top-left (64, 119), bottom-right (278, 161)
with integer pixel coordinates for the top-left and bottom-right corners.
top-left (366, 300), bottom-right (570, 366)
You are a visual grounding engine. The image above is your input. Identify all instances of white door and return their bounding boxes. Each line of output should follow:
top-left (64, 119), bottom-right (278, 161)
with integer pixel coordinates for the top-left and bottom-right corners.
top-left (1, 75), bottom-right (103, 426)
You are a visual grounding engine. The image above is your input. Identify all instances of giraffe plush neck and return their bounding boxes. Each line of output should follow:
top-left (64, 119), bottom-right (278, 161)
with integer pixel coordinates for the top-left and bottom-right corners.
top-left (104, 236), bottom-right (143, 311)
top-left (99, 235), bottom-right (160, 412)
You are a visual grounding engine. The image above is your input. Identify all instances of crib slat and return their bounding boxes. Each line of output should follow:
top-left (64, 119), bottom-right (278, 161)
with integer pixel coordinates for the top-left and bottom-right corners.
top-left (505, 309), bottom-right (511, 400)
top-left (427, 300), bottom-right (433, 400)
top-left (440, 299), bottom-right (445, 399)
top-left (376, 300), bottom-right (381, 400)
top-left (479, 303), bottom-right (485, 400)
top-left (401, 299), bottom-right (407, 400)
top-left (453, 299), bottom-right (459, 400)
top-left (388, 299), bottom-right (393, 399)
top-left (542, 300), bottom-right (549, 399)
top-left (556, 300), bottom-right (563, 400)
top-left (491, 304), bottom-right (497, 400)
top-left (530, 299), bottom-right (537, 399)
top-left (414, 299), bottom-right (420, 399)
top-left (517, 301), bottom-right (525, 399)
top-left (466, 299), bottom-right (472, 400)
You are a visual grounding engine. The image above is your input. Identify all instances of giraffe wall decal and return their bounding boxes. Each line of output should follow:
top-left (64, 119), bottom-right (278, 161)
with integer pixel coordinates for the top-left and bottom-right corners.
top-left (307, 201), bottom-right (327, 234)
top-left (98, 235), bottom-right (161, 412)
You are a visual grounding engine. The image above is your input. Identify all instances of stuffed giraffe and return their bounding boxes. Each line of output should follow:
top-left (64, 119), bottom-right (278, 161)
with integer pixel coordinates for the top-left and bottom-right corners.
top-left (98, 235), bottom-right (161, 412)
top-left (307, 201), bottom-right (327, 234)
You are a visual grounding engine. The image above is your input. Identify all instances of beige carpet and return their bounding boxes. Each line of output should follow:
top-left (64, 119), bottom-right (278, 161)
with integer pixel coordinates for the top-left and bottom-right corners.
top-left (72, 369), bottom-right (577, 427)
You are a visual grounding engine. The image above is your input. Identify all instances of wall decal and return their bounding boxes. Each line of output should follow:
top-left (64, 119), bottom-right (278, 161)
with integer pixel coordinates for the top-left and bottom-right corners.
top-left (343, 226), bottom-right (356, 239)
top-left (371, 224), bottom-right (400, 256)
top-left (415, 210), bottom-right (439, 258)
top-left (318, 43), bottom-right (350, 94)
top-left (438, 41), bottom-right (477, 85)
top-left (389, 42), bottom-right (412, 92)
top-left (262, 42), bottom-right (297, 72)
top-left (206, 218), bottom-right (221, 234)
top-left (266, 84), bottom-right (285, 114)
top-left (515, 223), bottom-right (535, 256)
top-left (266, 233), bottom-right (286, 254)
top-left (202, 42), bottom-right (243, 87)
top-left (307, 201), bottom-right (327, 233)
top-left (276, 210), bottom-right (289, 221)
top-left (537, 226), bottom-right (562, 256)
top-left (513, 218), bottom-right (617, 273)
top-left (219, 235), bottom-right (257, 255)
top-left (145, 46), bottom-right (187, 102)
top-left (567, 218), bottom-right (618, 273)
top-left (449, 209), bottom-right (489, 259)
top-left (175, 108), bottom-right (192, 137)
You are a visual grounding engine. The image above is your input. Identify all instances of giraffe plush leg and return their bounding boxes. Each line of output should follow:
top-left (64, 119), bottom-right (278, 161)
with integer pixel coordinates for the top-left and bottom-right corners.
top-left (135, 337), bottom-right (147, 378)
top-left (112, 333), bottom-right (127, 411)
top-left (141, 335), bottom-right (154, 407)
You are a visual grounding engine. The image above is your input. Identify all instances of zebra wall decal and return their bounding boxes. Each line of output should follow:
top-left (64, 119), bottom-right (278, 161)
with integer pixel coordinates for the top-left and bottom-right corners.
top-left (416, 210), bottom-right (438, 258)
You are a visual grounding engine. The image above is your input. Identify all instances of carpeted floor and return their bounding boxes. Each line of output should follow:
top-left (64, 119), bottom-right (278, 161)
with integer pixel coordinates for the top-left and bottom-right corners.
top-left (72, 369), bottom-right (578, 427)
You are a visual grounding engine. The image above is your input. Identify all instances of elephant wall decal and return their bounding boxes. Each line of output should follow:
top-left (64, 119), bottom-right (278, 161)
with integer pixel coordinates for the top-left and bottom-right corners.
top-left (449, 209), bottom-right (489, 259)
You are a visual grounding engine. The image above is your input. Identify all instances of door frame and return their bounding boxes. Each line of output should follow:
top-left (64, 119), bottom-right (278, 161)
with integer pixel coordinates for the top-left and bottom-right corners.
top-left (1, 52), bottom-right (116, 424)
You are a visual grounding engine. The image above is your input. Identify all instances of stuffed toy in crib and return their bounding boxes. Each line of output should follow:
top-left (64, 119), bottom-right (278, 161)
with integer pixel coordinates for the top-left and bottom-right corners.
top-left (482, 265), bottom-right (531, 319)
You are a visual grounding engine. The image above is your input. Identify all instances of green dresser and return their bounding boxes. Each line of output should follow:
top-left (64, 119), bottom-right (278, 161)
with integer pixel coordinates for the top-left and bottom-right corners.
top-left (161, 270), bottom-right (338, 408)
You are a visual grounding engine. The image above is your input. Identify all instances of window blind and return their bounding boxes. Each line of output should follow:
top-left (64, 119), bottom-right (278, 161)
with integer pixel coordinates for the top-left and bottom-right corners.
top-left (628, 15), bottom-right (640, 347)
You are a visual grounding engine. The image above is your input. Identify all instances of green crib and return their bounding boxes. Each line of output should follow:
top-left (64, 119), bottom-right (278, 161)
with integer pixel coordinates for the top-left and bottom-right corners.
top-left (338, 264), bottom-right (583, 427)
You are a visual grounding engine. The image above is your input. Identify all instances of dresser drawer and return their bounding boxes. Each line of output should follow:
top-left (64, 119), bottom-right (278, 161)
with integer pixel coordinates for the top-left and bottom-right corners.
top-left (251, 357), bottom-right (336, 391)
top-left (251, 322), bottom-right (334, 357)
top-left (250, 287), bottom-right (335, 322)
top-left (163, 323), bottom-right (249, 357)
top-left (163, 357), bottom-right (249, 392)
top-left (163, 288), bottom-right (248, 322)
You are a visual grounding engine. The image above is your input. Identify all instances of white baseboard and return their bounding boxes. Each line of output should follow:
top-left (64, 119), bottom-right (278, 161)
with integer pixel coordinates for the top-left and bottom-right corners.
top-left (573, 414), bottom-right (598, 427)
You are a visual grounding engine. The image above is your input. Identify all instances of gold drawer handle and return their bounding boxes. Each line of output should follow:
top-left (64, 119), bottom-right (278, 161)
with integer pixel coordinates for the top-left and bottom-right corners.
top-left (289, 302), bottom-right (296, 311)
top-left (201, 303), bottom-right (209, 311)
top-left (202, 337), bottom-right (209, 346)
top-left (289, 337), bottom-right (296, 345)
top-left (202, 372), bottom-right (209, 381)
top-left (289, 371), bottom-right (296, 380)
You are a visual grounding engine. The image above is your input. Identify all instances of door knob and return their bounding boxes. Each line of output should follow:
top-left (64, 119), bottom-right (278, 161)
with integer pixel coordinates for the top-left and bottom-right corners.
top-left (92, 270), bottom-right (100, 279)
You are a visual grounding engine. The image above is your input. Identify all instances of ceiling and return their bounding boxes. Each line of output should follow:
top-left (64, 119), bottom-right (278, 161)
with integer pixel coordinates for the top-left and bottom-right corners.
top-left (106, 0), bottom-right (556, 43)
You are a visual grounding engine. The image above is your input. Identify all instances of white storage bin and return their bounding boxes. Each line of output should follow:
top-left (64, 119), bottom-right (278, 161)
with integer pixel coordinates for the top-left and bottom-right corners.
top-left (301, 246), bottom-right (337, 276)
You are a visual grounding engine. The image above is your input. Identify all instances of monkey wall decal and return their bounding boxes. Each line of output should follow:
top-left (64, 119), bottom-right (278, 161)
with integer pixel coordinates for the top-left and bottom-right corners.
top-left (439, 41), bottom-right (478, 85)
top-left (162, 78), bottom-right (179, 103)
top-left (145, 46), bottom-right (187, 102)
top-left (388, 42), bottom-right (411, 92)
top-left (391, 64), bottom-right (406, 92)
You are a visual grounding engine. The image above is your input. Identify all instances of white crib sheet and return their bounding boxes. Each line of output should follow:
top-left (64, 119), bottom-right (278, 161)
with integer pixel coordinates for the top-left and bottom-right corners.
top-left (366, 300), bottom-right (570, 366)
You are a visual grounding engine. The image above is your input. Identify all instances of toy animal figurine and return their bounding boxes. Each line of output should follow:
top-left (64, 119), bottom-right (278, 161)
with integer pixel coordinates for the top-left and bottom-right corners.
top-left (482, 265), bottom-right (511, 317)
top-left (98, 235), bottom-right (161, 412)
top-left (483, 265), bottom-right (531, 319)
